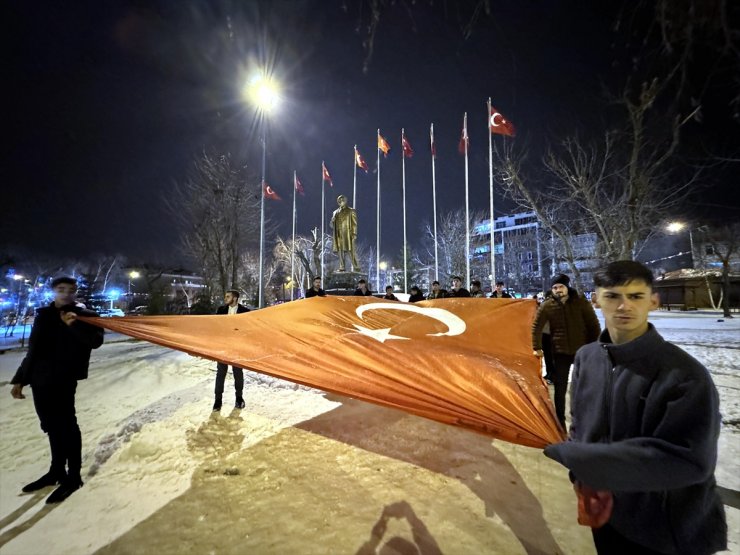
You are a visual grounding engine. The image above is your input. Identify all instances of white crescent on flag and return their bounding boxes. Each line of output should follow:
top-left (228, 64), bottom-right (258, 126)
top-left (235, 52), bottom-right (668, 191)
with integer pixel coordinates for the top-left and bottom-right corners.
top-left (354, 302), bottom-right (466, 342)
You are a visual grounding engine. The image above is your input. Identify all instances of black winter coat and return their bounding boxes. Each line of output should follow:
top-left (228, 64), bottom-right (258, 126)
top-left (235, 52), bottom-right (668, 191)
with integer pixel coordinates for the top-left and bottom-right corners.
top-left (216, 304), bottom-right (250, 315)
top-left (545, 326), bottom-right (727, 555)
top-left (12, 303), bottom-right (104, 386)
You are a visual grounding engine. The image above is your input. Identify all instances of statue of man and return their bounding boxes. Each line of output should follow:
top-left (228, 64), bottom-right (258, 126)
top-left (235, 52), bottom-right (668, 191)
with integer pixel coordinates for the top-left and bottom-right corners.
top-left (331, 194), bottom-right (360, 272)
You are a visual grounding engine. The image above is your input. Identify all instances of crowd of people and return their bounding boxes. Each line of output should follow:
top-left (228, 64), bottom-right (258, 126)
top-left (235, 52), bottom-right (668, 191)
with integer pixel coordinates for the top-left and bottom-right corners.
top-left (8, 262), bottom-right (728, 554)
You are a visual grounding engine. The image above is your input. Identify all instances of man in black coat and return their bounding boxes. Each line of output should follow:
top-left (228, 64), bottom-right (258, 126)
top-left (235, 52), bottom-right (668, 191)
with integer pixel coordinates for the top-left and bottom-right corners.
top-left (353, 279), bottom-right (372, 296)
top-left (214, 289), bottom-right (249, 411)
top-left (448, 276), bottom-right (471, 298)
top-left (305, 276), bottom-right (326, 298)
top-left (10, 276), bottom-right (104, 504)
top-left (490, 281), bottom-right (512, 298)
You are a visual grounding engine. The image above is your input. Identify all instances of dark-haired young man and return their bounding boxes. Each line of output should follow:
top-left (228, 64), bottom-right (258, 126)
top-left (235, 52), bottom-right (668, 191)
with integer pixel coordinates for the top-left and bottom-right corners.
top-left (354, 279), bottom-right (372, 296)
top-left (426, 281), bottom-right (447, 300)
top-left (532, 273), bottom-right (600, 428)
top-left (213, 290), bottom-right (249, 411)
top-left (10, 276), bottom-right (104, 504)
top-left (490, 281), bottom-right (512, 298)
top-left (470, 280), bottom-right (485, 298)
top-left (408, 286), bottom-right (424, 303)
top-left (545, 260), bottom-right (727, 555)
top-left (305, 276), bottom-right (326, 298)
top-left (448, 276), bottom-right (470, 298)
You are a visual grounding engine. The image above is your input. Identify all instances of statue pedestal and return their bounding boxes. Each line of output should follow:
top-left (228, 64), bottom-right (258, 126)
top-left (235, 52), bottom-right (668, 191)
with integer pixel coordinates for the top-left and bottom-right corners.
top-left (326, 271), bottom-right (365, 294)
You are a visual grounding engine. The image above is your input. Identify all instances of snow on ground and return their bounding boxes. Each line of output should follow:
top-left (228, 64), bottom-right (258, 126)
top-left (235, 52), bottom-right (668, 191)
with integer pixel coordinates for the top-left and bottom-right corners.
top-left (0, 311), bottom-right (738, 554)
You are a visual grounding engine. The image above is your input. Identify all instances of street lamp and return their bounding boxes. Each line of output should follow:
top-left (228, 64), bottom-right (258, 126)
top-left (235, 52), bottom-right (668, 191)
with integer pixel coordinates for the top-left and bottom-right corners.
top-left (379, 261), bottom-right (387, 288)
top-left (128, 270), bottom-right (140, 296)
top-left (666, 221), bottom-right (695, 268)
top-left (245, 72), bottom-right (281, 308)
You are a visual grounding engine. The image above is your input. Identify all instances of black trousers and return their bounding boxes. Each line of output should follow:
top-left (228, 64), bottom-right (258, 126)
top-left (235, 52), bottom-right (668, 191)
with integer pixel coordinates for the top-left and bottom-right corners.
top-left (215, 362), bottom-right (244, 400)
top-left (541, 333), bottom-right (556, 379)
top-left (31, 381), bottom-right (81, 478)
top-left (593, 523), bottom-right (667, 554)
top-left (551, 353), bottom-right (575, 427)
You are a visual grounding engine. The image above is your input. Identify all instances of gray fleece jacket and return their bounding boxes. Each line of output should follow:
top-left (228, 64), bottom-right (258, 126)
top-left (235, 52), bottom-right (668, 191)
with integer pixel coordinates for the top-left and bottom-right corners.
top-left (544, 325), bottom-right (726, 554)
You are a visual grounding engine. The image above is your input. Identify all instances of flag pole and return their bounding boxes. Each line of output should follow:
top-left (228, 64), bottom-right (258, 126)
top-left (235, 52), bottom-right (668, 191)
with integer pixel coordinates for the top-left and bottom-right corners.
top-left (401, 129), bottom-right (408, 293)
top-left (258, 133), bottom-right (266, 309)
top-left (321, 161), bottom-right (325, 289)
top-left (487, 98), bottom-right (496, 285)
top-left (431, 123), bottom-right (438, 282)
top-left (376, 130), bottom-right (381, 292)
top-left (291, 170), bottom-right (297, 301)
top-left (353, 145), bottom-right (358, 209)
top-left (463, 112), bottom-right (470, 288)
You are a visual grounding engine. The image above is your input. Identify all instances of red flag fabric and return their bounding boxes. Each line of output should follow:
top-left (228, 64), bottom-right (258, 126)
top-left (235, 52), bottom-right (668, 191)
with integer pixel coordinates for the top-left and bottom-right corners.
top-left (294, 174), bottom-right (304, 196)
top-left (322, 162), bottom-right (333, 186)
top-left (378, 133), bottom-right (391, 157)
top-left (83, 297), bottom-right (564, 449)
top-left (458, 114), bottom-right (469, 155)
top-left (263, 181), bottom-right (281, 201)
top-left (489, 105), bottom-right (516, 137)
top-left (355, 147), bottom-right (369, 172)
top-left (402, 132), bottom-right (414, 158)
top-left (430, 123), bottom-right (436, 159)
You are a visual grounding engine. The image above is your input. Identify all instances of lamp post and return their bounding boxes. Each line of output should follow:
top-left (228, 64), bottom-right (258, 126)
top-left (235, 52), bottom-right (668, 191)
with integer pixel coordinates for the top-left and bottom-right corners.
top-left (246, 73), bottom-right (280, 308)
top-left (379, 261), bottom-right (387, 289)
top-left (666, 222), bottom-right (694, 268)
top-left (128, 270), bottom-right (140, 296)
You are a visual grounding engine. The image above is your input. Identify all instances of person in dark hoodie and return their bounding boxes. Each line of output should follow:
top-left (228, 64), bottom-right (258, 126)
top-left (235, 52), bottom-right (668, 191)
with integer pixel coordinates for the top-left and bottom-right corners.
top-left (544, 260), bottom-right (726, 555)
top-left (10, 276), bottom-right (104, 504)
top-left (532, 273), bottom-right (600, 428)
top-left (408, 286), bottom-right (425, 303)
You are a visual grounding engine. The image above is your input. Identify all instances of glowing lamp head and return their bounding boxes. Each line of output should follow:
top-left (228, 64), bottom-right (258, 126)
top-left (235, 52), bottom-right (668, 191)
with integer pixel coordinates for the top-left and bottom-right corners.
top-left (666, 222), bottom-right (686, 233)
top-left (246, 74), bottom-right (280, 113)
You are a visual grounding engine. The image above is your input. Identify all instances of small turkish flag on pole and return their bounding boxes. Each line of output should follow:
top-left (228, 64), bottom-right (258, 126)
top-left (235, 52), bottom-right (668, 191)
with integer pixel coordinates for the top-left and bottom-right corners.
top-left (489, 105), bottom-right (516, 137)
top-left (355, 147), bottom-right (369, 172)
top-left (402, 132), bottom-right (414, 158)
top-left (263, 181), bottom-right (281, 200)
top-left (294, 175), bottom-right (304, 196)
top-left (322, 162), bottom-right (333, 186)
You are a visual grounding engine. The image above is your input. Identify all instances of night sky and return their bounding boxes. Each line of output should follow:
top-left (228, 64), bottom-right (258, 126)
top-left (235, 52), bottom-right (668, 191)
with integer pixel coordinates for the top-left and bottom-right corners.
top-left (5, 1), bottom-right (738, 265)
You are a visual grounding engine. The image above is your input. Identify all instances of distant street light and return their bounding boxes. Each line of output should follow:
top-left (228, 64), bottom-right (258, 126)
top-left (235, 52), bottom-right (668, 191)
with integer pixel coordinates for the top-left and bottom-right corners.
top-left (245, 72), bottom-right (281, 308)
top-left (128, 270), bottom-right (140, 296)
top-left (666, 221), bottom-right (695, 268)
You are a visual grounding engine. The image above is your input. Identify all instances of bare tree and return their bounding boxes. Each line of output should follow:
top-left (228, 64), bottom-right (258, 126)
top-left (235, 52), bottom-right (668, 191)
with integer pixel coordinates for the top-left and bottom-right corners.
top-left (421, 208), bottom-right (485, 287)
top-left (166, 152), bottom-right (261, 298)
top-left (704, 223), bottom-right (740, 318)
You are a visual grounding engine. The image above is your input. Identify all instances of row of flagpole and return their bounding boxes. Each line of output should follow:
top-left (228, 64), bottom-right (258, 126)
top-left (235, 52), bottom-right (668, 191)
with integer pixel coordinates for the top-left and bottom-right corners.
top-left (267, 99), bottom-right (515, 297)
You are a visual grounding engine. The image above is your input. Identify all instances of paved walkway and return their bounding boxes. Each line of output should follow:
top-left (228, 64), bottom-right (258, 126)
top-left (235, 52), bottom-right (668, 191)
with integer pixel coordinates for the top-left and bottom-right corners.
top-left (0, 324), bottom-right (31, 352)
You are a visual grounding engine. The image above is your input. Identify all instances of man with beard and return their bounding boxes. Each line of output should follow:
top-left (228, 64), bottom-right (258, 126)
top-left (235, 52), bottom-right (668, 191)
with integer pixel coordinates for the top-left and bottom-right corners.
top-left (532, 273), bottom-right (600, 428)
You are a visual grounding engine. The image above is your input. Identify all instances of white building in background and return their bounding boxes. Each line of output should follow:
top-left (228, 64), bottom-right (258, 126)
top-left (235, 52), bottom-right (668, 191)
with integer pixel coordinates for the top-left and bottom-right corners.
top-left (472, 211), bottom-right (599, 294)
top-left (473, 211), bottom-right (544, 294)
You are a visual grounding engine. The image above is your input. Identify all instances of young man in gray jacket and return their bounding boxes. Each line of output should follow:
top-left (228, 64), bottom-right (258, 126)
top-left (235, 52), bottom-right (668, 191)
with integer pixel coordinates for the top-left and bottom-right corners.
top-left (544, 260), bottom-right (726, 554)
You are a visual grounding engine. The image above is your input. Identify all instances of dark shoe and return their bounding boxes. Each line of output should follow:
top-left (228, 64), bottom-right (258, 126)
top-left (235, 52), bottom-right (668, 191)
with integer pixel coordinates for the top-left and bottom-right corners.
top-left (212, 400), bottom-right (222, 412)
top-left (46, 477), bottom-right (83, 504)
top-left (235, 397), bottom-right (245, 409)
top-left (22, 471), bottom-right (66, 493)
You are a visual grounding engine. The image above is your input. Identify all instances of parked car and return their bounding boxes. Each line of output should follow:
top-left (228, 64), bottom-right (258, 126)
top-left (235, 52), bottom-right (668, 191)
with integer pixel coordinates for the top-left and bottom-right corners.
top-left (128, 306), bottom-right (148, 315)
top-left (99, 308), bottom-right (125, 318)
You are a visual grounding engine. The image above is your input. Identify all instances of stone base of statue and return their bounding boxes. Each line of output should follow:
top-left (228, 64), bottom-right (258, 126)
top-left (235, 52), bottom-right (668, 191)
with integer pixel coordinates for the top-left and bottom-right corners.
top-left (326, 271), bottom-right (365, 294)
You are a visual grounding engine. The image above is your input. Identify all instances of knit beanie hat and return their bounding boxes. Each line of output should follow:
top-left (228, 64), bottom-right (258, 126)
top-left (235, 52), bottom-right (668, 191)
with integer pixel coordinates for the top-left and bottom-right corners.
top-left (551, 273), bottom-right (570, 287)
